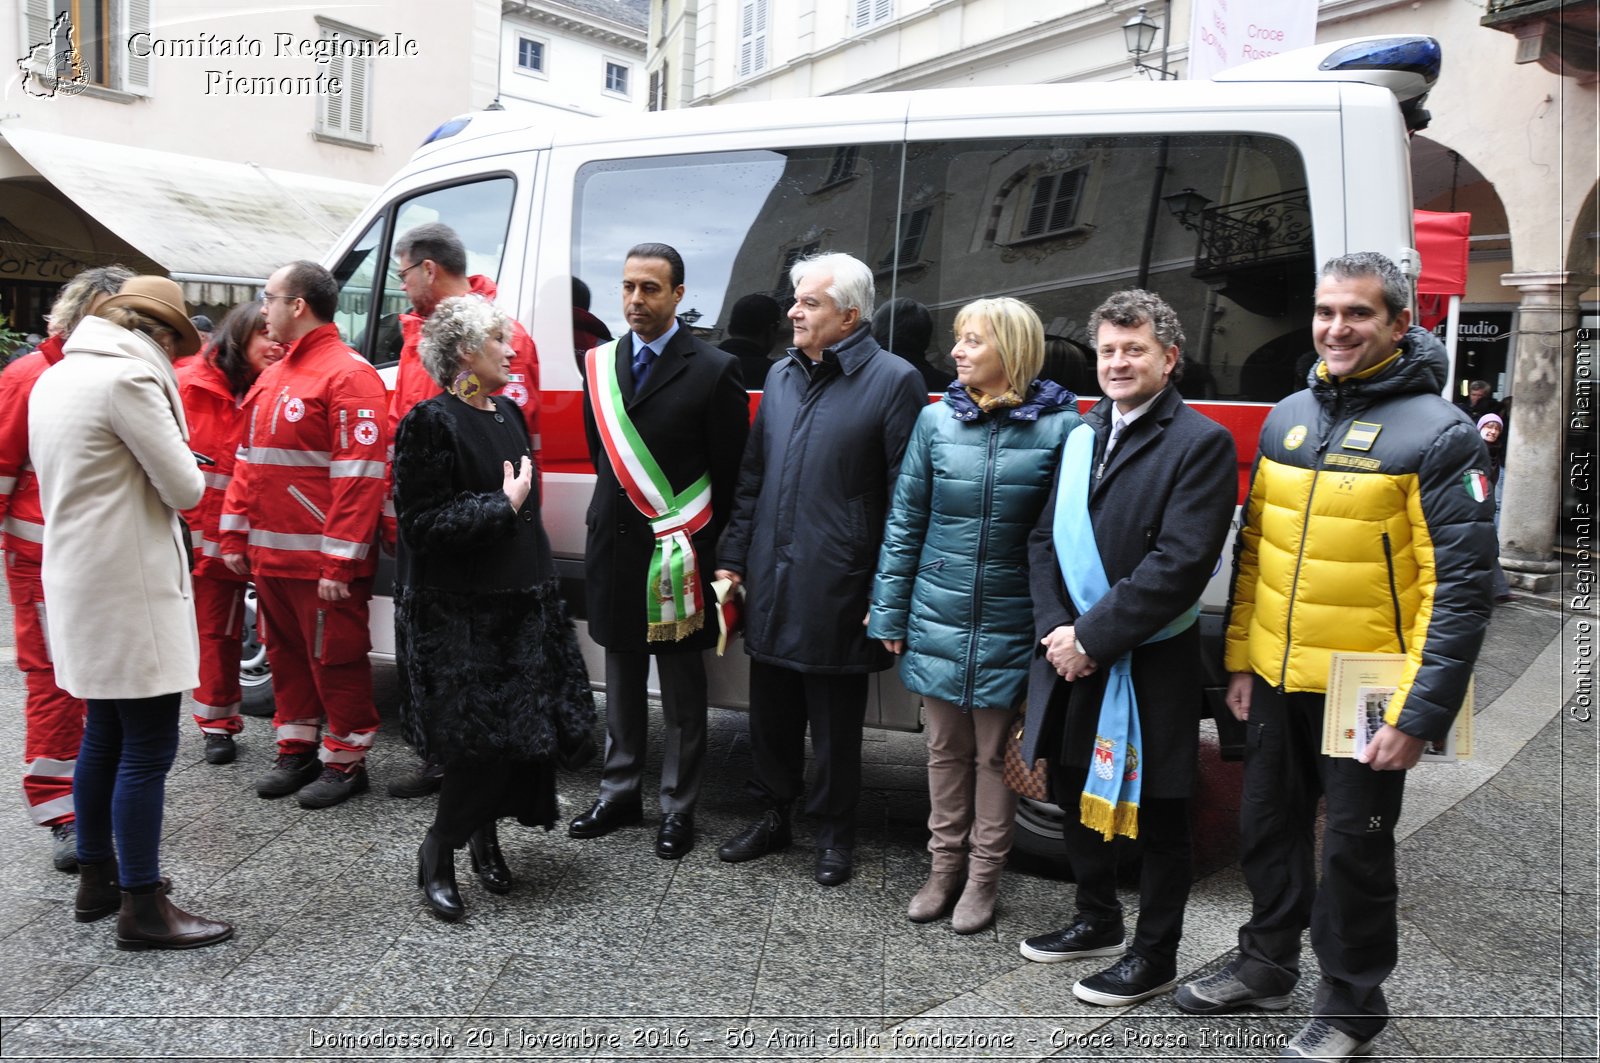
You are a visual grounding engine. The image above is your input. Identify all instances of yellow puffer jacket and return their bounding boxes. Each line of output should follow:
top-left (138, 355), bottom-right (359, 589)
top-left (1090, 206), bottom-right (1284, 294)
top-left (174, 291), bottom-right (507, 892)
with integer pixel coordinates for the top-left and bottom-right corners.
top-left (1225, 327), bottom-right (1496, 740)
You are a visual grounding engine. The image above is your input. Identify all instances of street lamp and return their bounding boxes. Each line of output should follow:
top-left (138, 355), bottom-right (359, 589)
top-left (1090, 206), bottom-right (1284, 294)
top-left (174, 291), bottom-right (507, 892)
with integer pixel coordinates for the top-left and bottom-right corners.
top-left (1123, 3), bottom-right (1177, 80)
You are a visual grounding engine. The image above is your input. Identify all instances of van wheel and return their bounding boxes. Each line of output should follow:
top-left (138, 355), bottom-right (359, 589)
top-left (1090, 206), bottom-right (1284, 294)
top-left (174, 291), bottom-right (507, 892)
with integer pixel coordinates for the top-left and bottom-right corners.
top-left (1008, 796), bottom-right (1074, 877)
top-left (1007, 795), bottom-right (1143, 882)
top-left (239, 585), bottom-right (275, 717)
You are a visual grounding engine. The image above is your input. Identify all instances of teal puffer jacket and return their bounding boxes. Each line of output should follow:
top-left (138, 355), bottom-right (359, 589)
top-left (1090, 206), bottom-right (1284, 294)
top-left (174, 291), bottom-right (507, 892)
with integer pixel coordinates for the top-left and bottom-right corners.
top-left (869, 380), bottom-right (1079, 710)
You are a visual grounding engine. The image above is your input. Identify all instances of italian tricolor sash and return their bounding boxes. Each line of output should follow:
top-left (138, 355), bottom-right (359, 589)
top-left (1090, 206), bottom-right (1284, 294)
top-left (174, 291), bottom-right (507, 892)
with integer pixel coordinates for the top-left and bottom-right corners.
top-left (586, 341), bottom-right (711, 641)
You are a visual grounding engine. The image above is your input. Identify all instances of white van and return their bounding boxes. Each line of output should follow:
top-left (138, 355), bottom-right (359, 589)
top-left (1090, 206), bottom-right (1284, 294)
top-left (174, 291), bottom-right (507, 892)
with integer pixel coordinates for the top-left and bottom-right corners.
top-left (241, 34), bottom-right (1441, 862)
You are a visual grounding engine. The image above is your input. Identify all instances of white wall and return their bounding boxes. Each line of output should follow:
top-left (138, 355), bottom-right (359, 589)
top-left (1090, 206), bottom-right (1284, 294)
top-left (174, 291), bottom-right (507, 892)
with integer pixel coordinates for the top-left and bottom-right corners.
top-left (499, 15), bottom-right (645, 118)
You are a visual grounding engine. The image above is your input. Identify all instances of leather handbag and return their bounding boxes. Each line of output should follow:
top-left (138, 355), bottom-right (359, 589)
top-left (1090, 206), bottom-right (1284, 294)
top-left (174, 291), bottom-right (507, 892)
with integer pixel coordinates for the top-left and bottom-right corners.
top-left (1002, 707), bottom-right (1049, 801)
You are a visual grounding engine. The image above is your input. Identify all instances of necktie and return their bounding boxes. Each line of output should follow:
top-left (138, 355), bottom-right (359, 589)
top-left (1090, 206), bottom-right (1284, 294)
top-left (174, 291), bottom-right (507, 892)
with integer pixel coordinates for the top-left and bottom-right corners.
top-left (631, 342), bottom-right (656, 391)
top-left (1097, 418), bottom-right (1125, 481)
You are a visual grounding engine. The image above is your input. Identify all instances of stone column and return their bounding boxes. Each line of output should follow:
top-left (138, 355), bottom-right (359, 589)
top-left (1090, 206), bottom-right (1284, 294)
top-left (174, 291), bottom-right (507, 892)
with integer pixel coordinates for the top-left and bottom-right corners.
top-left (1497, 271), bottom-right (1588, 592)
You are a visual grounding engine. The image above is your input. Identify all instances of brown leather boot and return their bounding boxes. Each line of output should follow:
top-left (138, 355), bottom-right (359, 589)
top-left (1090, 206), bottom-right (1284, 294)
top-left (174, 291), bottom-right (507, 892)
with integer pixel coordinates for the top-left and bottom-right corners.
top-left (114, 891), bottom-right (232, 951)
top-left (906, 869), bottom-right (964, 923)
top-left (74, 859), bottom-right (120, 923)
top-left (951, 874), bottom-right (1000, 934)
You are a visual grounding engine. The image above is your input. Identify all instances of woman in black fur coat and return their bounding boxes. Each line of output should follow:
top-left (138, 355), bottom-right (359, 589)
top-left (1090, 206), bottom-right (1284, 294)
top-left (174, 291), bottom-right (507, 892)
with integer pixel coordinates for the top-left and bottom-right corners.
top-left (393, 295), bottom-right (594, 921)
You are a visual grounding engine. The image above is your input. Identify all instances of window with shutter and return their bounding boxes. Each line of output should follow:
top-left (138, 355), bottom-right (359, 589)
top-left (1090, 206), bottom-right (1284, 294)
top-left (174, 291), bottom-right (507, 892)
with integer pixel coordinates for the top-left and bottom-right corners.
top-left (1020, 169), bottom-right (1087, 239)
top-left (738, 0), bottom-right (767, 78)
top-left (854, 0), bottom-right (892, 30)
top-left (314, 20), bottom-right (375, 147)
top-left (122, 0), bottom-right (151, 94)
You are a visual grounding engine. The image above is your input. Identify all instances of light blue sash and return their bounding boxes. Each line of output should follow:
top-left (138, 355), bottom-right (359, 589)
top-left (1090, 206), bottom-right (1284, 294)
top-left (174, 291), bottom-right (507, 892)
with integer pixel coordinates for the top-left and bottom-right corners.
top-left (1051, 422), bottom-right (1198, 840)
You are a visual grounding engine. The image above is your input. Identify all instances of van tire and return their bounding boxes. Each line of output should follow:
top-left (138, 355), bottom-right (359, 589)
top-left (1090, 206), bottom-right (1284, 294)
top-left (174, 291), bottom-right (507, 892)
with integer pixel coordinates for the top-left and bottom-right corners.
top-left (239, 585), bottom-right (275, 718)
top-left (1007, 796), bottom-right (1143, 882)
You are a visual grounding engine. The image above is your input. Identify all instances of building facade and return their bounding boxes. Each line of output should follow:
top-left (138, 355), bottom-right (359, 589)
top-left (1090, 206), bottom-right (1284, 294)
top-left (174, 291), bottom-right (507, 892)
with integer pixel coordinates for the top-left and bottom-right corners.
top-left (498, 0), bottom-right (648, 118)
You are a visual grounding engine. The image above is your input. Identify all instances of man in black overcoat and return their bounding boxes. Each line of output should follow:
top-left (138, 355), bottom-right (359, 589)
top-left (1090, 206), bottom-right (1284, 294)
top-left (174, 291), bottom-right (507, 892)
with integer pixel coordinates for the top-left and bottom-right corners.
top-left (1017, 289), bottom-right (1236, 1006)
top-left (569, 243), bottom-right (748, 859)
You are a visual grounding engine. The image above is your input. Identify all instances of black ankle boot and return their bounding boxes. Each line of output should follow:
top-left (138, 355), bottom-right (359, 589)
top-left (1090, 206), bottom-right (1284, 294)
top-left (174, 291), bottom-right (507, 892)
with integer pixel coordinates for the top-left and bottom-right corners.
top-left (467, 822), bottom-right (513, 895)
top-left (417, 831), bottom-right (464, 922)
top-left (75, 858), bottom-right (120, 923)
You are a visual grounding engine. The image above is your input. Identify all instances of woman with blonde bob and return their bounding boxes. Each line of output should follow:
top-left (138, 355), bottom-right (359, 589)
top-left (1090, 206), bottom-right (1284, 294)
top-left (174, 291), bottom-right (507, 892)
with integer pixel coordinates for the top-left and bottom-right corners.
top-left (869, 296), bottom-right (1080, 933)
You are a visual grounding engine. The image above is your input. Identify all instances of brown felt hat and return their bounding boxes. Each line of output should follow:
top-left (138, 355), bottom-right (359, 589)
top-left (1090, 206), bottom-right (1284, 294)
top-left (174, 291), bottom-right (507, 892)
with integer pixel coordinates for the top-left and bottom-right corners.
top-left (96, 276), bottom-right (202, 359)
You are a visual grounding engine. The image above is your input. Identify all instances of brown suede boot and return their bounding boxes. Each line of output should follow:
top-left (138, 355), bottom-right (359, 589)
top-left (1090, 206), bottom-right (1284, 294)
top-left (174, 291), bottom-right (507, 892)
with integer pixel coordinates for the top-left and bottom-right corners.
top-left (74, 859), bottom-right (120, 923)
top-left (907, 868), bottom-right (965, 923)
top-left (114, 891), bottom-right (232, 951)
top-left (951, 874), bottom-right (1000, 934)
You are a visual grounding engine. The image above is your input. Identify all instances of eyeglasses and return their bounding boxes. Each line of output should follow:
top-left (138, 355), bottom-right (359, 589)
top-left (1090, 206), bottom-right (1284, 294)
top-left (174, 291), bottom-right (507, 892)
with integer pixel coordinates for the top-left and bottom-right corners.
top-left (396, 260), bottom-right (425, 281)
top-left (260, 292), bottom-right (301, 305)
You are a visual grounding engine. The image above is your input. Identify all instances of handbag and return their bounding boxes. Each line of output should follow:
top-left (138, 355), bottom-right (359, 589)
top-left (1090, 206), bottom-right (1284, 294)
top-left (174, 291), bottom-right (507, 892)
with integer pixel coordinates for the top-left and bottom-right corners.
top-left (1002, 707), bottom-right (1049, 801)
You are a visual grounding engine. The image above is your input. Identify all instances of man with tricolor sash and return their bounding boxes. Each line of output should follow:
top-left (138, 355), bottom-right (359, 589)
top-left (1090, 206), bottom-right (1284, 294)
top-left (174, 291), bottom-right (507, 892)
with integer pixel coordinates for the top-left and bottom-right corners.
top-left (1175, 253), bottom-right (1494, 1062)
top-left (569, 243), bottom-right (748, 861)
top-left (1018, 289), bottom-right (1235, 1008)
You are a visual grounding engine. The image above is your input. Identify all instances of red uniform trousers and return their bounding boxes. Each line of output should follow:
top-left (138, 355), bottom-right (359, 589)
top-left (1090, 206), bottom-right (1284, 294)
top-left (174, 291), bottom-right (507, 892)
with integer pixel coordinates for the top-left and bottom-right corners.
top-left (191, 571), bottom-right (245, 736)
top-left (254, 574), bottom-right (378, 770)
top-left (7, 553), bottom-right (84, 826)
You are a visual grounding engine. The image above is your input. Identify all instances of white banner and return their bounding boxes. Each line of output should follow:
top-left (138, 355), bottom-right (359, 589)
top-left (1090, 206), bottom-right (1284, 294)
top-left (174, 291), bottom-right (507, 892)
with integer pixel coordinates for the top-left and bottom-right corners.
top-left (1187, 0), bottom-right (1317, 81)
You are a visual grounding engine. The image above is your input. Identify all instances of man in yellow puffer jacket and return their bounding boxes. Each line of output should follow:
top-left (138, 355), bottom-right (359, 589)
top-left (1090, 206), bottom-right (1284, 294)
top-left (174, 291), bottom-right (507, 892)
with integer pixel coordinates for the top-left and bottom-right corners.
top-left (1174, 252), bottom-right (1495, 1061)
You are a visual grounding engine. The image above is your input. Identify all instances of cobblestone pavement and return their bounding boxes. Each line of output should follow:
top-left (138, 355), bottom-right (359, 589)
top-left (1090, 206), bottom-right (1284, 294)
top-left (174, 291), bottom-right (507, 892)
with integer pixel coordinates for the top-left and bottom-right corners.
top-left (0, 584), bottom-right (1591, 1061)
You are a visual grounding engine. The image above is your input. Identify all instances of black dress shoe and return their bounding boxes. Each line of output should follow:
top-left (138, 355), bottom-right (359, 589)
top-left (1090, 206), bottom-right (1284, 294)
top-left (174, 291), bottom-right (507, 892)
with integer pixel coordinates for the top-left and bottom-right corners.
top-left (815, 847), bottom-right (853, 886)
top-left (467, 822), bottom-right (513, 894)
top-left (655, 813), bottom-right (694, 860)
top-left (717, 809), bottom-right (791, 863)
top-left (202, 734), bottom-right (236, 765)
top-left (568, 797), bottom-right (642, 839)
top-left (417, 831), bottom-right (464, 922)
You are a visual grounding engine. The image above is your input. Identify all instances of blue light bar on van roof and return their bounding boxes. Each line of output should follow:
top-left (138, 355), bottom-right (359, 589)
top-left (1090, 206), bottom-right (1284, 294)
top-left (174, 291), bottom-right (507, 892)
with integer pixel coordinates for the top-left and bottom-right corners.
top-left (421, 117), bottom-right (471, 145)
top-left (1319, 37), bottom-right (1442, 81)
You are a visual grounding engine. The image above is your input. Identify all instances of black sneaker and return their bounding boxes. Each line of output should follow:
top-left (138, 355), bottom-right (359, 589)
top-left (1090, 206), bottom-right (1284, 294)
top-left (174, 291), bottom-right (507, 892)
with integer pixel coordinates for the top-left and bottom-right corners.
top-left (1072, 952), bottom-right (1178, 1006)
top-left (203, 734), bottom-right (237, 765)
top-left (296, 766), bottom-right (369, 809)
top-left (50, 822), bottom-right (77, 872)
top-left (387, 757), bottom-right (444, 798)
top-left (255, 751), bottom-right (321, 798)
top-left (1018, 916), bottom-right (1125, 962)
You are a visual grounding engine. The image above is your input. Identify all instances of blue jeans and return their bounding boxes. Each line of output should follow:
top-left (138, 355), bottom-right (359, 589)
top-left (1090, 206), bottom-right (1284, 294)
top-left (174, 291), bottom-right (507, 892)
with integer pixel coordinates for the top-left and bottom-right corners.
top-left (77, 694), bottom-right (181, 888)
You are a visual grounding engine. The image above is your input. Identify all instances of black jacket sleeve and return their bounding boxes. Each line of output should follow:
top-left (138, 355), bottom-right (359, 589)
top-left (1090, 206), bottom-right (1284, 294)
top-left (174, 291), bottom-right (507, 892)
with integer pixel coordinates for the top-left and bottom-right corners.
top-left (393, 401), bottom-right (519, 555)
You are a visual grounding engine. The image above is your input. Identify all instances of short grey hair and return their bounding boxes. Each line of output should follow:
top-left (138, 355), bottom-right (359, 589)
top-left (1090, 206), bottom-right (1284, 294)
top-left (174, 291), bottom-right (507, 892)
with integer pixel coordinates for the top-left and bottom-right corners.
top-left (394, 222), bottom-right (468, 277)
top-left (791, 252), bottom-right (875, 320)
top-left (1318, 252), bottom-right (1410, 319)
top-left (418, 295), bottom-right (510, 389)
top-left (1089, 288), bottom-right (1186, 383)
top-left (48, 265), bottom-right (134, 337)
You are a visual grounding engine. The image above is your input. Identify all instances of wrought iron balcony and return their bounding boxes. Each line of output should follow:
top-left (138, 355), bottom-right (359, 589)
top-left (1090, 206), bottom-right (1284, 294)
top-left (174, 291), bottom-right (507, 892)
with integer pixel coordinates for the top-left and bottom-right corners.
top-left (1165, 187), bottom-right (1312, 276)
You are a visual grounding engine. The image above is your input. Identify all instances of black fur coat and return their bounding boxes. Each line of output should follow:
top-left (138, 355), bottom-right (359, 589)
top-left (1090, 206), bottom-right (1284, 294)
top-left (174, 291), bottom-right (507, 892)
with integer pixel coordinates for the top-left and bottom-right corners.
top-left (392, 395), bottom-right (594, 769)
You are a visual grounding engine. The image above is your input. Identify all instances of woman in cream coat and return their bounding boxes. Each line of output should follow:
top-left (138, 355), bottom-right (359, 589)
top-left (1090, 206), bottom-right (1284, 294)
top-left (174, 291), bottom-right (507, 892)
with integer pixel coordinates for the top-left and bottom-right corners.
top-left (30, 275), bottom-right (232, 951)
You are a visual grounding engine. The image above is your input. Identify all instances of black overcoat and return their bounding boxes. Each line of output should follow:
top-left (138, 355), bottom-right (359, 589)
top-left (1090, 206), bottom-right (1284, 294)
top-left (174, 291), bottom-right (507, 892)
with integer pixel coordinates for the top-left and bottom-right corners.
top-left (583, 322), bottom-right (748, 653)
top-left (717, 325), bottom-right (926, 674)
top-left (1021, 386), bottom-right (1236, 800)
top-left (392, 395), bottom-right (596, 780)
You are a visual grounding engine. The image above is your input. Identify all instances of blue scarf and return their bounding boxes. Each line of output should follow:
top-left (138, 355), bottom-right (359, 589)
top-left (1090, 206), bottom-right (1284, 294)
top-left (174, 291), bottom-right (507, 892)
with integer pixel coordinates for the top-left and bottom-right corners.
top-left (1051, 422), bottom-right (1198, 840)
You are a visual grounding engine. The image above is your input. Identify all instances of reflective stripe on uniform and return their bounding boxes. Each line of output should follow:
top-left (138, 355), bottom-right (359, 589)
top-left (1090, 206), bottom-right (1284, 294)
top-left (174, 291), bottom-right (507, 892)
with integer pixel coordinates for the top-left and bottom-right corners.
top-left (247, 448), bottom-right (332, 467)
top-left (203, 471), bottom-right (232, 490)
top-left (22, 756), bottom-right (74, 778)
top-left (28, 792), bottom-right (74, 825)
top-left (0, 476), bottom-right (16, 493)
top-left (192, 700), bottom-right (242, 720)
top-left (248, 530), bottom-right (323, 552)
top-left (4, 516), bottom-right (44, 543)
top-left (219, 513), bottom-right (250, 532)
top-left (201, 538), bottom-right (224, 558)
top-left (329, 459), bottom-right (385, 479)
top-left (190, 527), bottom-right (204, 547)
top-left (325, 729), bottom-right (377, 748)
top-left (276, 722), bottom-right (321, 743)
top-left (320, 536), bottom-right (371, 561)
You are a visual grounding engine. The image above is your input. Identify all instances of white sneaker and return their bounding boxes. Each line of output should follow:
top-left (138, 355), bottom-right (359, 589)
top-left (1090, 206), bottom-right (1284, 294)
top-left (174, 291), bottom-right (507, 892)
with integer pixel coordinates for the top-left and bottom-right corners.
top-left (1280, 1019), bottom-right (1375, 1060)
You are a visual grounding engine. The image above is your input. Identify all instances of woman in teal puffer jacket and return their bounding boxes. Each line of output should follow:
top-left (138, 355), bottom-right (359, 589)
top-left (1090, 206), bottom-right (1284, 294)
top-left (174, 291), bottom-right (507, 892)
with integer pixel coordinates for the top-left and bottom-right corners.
top-left (869, 297), bottom-right (1079, 934)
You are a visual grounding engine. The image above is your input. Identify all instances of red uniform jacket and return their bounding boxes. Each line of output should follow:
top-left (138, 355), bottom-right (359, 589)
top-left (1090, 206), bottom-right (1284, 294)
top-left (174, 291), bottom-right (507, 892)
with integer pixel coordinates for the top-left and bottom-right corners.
top-left (220, 324), bottom-right (388, 582)
top-left (0, 336), bottom-right (66, 564)
top-left (177, 357), bottom-right (246, 581)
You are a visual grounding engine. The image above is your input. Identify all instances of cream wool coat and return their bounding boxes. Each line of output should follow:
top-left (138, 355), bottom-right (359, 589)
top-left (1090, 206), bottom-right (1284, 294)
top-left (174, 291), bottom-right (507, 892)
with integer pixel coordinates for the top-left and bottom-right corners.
top-left (29, 315), bottom-right (205, 700)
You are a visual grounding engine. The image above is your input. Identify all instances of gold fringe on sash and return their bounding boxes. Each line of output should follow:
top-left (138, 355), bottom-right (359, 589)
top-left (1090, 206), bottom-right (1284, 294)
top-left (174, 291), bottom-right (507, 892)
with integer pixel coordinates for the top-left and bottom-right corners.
top-left (646, 610), bottom-right (706, 642)
top-left (1080, 792), bottom-right (1141, 842)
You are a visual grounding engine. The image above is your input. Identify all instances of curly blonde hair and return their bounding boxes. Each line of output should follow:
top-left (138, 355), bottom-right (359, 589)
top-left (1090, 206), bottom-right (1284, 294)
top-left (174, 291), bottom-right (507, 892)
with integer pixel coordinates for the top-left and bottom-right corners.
top-left (418, 295), bottom-right (510, 389)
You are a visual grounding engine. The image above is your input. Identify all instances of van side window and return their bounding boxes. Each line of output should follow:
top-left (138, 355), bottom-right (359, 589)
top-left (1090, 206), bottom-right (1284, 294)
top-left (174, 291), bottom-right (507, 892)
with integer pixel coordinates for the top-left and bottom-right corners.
top-left (900, 134), bottom-right (1314, 403)
top-left (330, 176), bottom-right (516, 367)
top-left (572, 145), bottom-right (902, 366)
